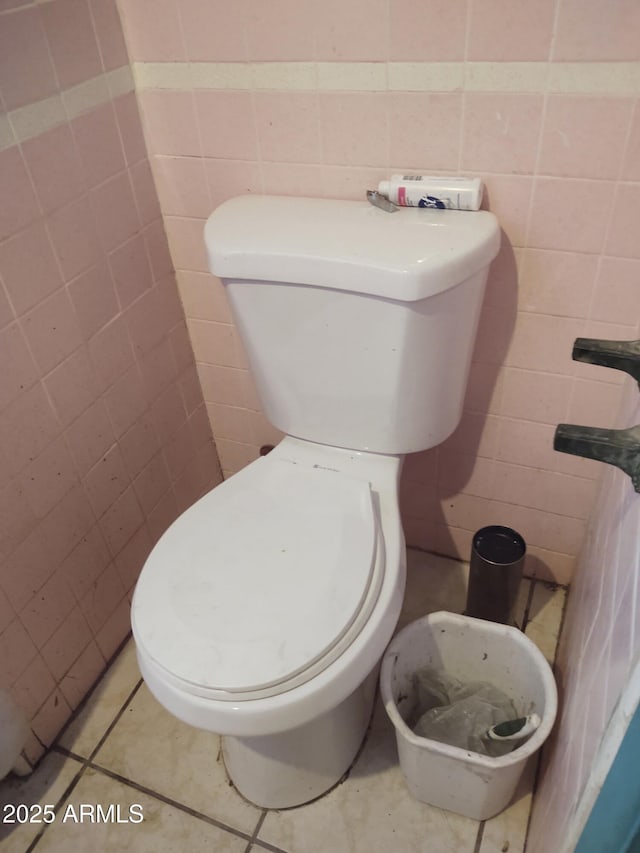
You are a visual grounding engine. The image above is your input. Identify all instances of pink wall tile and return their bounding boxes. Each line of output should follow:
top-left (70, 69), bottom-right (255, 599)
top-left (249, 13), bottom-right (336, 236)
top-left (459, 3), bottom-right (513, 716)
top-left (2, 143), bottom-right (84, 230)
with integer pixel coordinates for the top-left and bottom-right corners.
top-left (504, 312), bottom-right (585, 374)
top-left (46, 196), bottom-right (103, 280)
top-left (182, 0), bottom-right (248, 61)
top-left (44, 346), bottom-right (101, 427)
top-left (389, 93), bottom-right (462, 171)
top-left (527, 178), bottom-right (615, 253)
top-left (31, 688), bottom-right (72, 747)
top-left (462, 93), bottom-right (544, 175)
top-left (203, 159), bottom-right (263, 209)
top-left (538, 96), bottom-right (634, 180)
top-left (118, 413), bottom-right (160, 477)
top-left (133, 453), bottom-right (172, 514)
top-left (0, 618), bottom-right (38, 688)
top-left (67, 260), bottom-right (119, 339)
top-left (104, 364), bottom-right (148, 437)
top-left (139, 338), bottom-right (179, 405)
top-left (622, 104), bottom-right (640, 181)
top-left (129, 159), bottom-right (162, 226)
top-left (60, 640), bottom-right (104, 710)
top-left (89, 0), bottom-right (130, 72)
top-left (0, 533), bottom-right (53, 614)
top-left (197, 91), bottom-right (260, 161)
top-left (40, 605), bottom-right (92, 681)
top-left (95, 598), bottom-right (131, 660)
top-left (34, 484), bottom-right (96, 571)
top-left (176, 271), bottom-right (232, 323)
top-left (64, 400), bottom-right (116, 476)
top-left (321, 93), bottom-right (389, 167)
top-left (91, 172), bottom-right (141, 253)
top-left (243, 0), bottom-right (314, 61)
top-left (164, 216), bottom-right (210, 273)
top-left (253, 92), bottom-right (320, 164)
top-left (88, 314), bottom-right (136, 391)
top-left (500, 367), bottom-right (573, 424)
top-left (592, 257), bottom-right (640, 325)
top-left (97, 486), bottom-right (144, 556)
top-left (19, 568), bottom-right (76, 649)
top-left (482, 175), bottom-right (533, 248)
top-left (567, 378), bottom-right (624, 427)
top-left (108, 233), bottom-right (154, 309)
top-left (22, 122), bottom-right (87, 215)
top-left (0, 222), bottom-right (62, 317)
top-left (0, 382), bottom-right (60, 478)
top-left (78, 564), bottom-right (126, 633)
top-left (0, 6), bottom-right (58, 110)
top-left (389, 0), bottom-right (467, 61)
top-left (59, 524), bottom-right (111, 601)
top-left (605, 183), bottom-right (640, 260)
top-left (139, 90), bottom-right (202, 157)
top-left (467, 0), bottom-right (556, 60)
top-left (154, 156), bottom-right (212, 218)
top-left (20, 437), bottom-right (80, 520)
top-left (0, 3), bottom-right (220, 751)
top-left (41, 0), bottom-right (102, 89)
top-left (314, 0), bottom-right (389, 61)
top-left (0, 147), bottom-right (41, 242)
top-left (553, 0), bottom-right (640, 60)
top-left (0, 284), bottom-right (13, 330)
top-left (72, 103), bottom-right (126, 189)
top-left (114, 93), bottom-right (148, 167)
top-left (118, 0), bottom-right (186, 61)
top-left (21, 289), bottom-right (82, 373)
top-left (11, 654), bottom-right (56, 719)
top-left (518, 249), bottom-right (598, 318)
top-left (20, 289), bottom-right (83, 375)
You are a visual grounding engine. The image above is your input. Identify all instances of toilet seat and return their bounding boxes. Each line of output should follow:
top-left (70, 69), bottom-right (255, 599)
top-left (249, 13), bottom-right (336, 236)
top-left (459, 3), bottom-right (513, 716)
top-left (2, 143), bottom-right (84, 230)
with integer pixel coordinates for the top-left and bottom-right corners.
top-left (132, 456), bottom-right (384, 703)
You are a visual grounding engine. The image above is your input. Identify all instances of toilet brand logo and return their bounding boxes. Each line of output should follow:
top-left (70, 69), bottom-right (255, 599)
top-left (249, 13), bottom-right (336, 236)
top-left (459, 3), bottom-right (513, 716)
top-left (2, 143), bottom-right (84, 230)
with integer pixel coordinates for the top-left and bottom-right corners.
top-left (61, 804), bottom-right (144, 824)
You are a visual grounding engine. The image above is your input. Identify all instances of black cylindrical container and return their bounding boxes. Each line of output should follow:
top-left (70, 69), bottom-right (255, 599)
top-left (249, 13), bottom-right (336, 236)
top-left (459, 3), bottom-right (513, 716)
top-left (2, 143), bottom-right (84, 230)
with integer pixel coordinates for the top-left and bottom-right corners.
top-left (466, 526), bottom-right (526, 625)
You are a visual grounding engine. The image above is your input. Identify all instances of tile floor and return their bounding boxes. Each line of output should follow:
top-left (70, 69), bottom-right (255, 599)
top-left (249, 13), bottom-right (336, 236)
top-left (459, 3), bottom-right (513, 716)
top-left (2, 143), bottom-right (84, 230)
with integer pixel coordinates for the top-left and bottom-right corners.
top-left (0, 549), bottom-right (566, 853)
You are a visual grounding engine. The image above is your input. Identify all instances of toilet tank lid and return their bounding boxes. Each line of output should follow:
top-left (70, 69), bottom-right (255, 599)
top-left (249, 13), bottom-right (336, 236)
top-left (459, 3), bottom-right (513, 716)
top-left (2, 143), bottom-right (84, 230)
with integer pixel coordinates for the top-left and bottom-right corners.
top-left (205, 195), bottom-right (500, 302)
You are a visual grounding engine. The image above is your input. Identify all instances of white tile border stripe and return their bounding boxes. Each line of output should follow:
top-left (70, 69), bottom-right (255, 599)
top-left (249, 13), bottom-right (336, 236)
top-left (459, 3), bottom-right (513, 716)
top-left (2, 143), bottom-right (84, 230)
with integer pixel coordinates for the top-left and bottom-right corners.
top-left (2, 60), bottom-right (639, 153)
top-left (133, 60), bottom-right (640, 95)
top-left (1, 66), bottom-right (135, 151)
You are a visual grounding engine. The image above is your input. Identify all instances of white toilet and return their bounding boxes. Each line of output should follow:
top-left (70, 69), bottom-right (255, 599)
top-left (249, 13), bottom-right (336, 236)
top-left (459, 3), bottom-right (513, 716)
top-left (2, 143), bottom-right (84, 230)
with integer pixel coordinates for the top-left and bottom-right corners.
top-left (132, 195), bottom-right (500, 808)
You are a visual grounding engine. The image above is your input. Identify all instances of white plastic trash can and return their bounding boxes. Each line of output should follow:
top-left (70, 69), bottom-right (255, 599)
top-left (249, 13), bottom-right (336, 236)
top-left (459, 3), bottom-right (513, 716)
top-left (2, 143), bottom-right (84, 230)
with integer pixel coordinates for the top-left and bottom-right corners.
top-left (380, 611), bottom-right (557, 820)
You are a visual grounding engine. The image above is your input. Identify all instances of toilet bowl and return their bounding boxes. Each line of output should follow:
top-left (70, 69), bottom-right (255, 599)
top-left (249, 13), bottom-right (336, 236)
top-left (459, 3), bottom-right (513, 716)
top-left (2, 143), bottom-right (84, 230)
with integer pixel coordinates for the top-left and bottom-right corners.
top-left (132, 195), bottom-right (500, 808)
top-left (133, 436), bottom-right (405, 806)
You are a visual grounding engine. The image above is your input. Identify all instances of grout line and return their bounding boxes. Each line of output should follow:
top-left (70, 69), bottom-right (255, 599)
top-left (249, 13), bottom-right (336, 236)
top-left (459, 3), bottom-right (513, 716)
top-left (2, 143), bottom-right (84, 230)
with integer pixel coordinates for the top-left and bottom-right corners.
top-left (81, 760), bottom-right (256, 844)
top-left (520, 576), bottom-right (538, 633)
top-left (472, 819), bottom-right (485, 853)
top-left (85, 677), bottom-right (145, 765)
top-left (51, 632), bottom-right (139, 759)
top-left (23, 759), bottom-right (89, 852)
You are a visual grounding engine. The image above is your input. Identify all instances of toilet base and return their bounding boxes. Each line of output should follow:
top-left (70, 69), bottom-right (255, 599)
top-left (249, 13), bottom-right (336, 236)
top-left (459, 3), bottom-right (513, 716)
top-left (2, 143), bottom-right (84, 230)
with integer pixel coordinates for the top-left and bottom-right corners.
top-left (221, 668), bottom-right (378, 808)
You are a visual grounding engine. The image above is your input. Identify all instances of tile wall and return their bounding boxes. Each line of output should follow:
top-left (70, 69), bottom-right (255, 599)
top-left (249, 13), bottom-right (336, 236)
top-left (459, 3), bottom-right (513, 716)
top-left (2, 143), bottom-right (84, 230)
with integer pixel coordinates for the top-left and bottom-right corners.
top-left (117, 0), bottom-right (640, 585)
top-left (0, 0), bottom-right (221, 762)
top-left (527, 376), bottom-right (640, 851)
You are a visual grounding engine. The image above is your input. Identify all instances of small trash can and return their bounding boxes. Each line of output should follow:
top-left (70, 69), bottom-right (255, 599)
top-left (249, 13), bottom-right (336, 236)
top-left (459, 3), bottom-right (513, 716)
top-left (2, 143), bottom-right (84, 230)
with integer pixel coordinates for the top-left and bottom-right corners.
top-left (466, 525), bottom-right (526, 625)
top-left (380, 611), bottom-right (557, 821)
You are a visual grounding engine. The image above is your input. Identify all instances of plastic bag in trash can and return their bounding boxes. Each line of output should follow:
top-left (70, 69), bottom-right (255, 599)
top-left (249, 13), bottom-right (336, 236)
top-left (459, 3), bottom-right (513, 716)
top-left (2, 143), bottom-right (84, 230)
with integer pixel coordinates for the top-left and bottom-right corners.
top-left (411, 667), bottom-right (519, 756)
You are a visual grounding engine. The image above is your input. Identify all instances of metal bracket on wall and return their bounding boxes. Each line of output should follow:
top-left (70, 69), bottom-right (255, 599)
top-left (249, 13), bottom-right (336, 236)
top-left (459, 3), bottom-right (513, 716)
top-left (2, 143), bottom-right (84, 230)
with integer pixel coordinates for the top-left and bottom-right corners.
top-left (554, 337), bottom-right (640, 493)
top-left (572, 337), bottom-right (640, 388)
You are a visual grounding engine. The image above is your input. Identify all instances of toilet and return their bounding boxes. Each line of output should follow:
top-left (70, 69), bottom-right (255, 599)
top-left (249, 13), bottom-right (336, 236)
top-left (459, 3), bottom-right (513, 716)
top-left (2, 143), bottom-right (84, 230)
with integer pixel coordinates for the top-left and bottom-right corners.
top-left (132, 195), bottom-right (500, 808)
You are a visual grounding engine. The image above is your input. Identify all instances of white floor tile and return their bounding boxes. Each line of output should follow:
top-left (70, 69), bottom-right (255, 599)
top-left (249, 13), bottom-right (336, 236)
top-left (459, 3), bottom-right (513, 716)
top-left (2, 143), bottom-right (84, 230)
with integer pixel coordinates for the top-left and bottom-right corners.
top-left (92, 682), bottom-right (261, 835)
top-left (32, 767), bottom-right (248, 853)
top-left (259, 700), bottom-right (479, 853)
top-left (0, 752), bottom-right (83, 853)
top-left (58, 639), bottom-right (141, 758)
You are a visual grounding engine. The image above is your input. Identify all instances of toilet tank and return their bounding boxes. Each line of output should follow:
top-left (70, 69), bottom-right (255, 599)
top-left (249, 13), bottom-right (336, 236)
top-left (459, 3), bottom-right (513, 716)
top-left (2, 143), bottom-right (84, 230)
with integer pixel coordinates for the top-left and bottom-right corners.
top-left (205, 195), bottom-right (500, 455)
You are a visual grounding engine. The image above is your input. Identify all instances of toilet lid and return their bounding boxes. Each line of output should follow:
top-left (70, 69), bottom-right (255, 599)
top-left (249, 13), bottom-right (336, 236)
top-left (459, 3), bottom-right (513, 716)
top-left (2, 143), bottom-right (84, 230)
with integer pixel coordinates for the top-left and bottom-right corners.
top-left (133, 457), bottom-right (379, 698)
